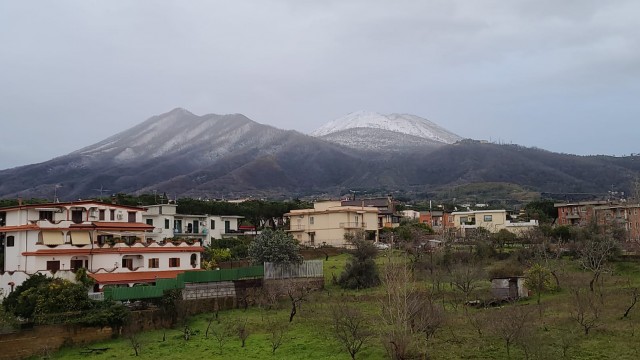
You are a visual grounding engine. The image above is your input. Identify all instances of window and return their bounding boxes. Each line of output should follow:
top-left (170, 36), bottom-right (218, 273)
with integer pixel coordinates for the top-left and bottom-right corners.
top-left (110, 209), bottom-right (115, 220)
top-left (309, 217), bottom-right (314, 225)
top-left (6, 235), bottom-right (14, 247)
top-left (484, 215), bottom-right (493, 222)
top-left (99, 209), bottom-right (105, 221)
top-left (169, 258), bottom-right (180, 267)
top-left (128, 211), bottom-right (136, 223)
top-left (122, 258), bottom-right (133, 270)
top-left (70, 259), bottom-right (85, 271)
top-left (190, 254), bottom-right (197, 268)
top-left (165, 219), bottom-right (170, 229)
top-left (39, 211), bottom-right (54, 222)
top-left (146, 218), bottom-right (154, 226)
top-left (148, 258), bottom-right (159, 268)
top-left (460, 216), bottom-right (468, 225)
top-left (46, 261), bottom-right (60, 272)
top-left (159, 207), bottom-right (163, 215)
top-left (210, 219), bottom-right (216, 229)
top-left (71, 210), bottom-right (83, 224)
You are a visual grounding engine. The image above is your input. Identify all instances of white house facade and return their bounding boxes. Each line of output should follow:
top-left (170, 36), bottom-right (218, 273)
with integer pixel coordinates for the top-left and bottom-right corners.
top-left (0, 200), bottom-right (204, 295)
top-left (142, 204), bottom-right (244, 247)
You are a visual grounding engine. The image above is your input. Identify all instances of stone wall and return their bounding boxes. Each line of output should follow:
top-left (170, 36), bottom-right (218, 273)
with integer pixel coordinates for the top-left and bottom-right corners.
top-left (0, 325), bottom-right (113, 360)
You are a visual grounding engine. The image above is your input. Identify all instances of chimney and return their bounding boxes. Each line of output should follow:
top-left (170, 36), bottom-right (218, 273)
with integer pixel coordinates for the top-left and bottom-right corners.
top-left (18, 196), bottom-right (23, 206)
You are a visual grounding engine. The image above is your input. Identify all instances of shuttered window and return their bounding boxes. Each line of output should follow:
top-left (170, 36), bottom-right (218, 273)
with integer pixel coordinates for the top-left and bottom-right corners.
top-left (70, 231), bottom-right (91, 245)
top-left (41, 231), bottom-right (64, 245)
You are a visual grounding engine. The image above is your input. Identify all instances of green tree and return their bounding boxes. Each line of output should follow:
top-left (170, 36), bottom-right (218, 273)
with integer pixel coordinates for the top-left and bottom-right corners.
top-left (338, 231), bottom-right (380, 289)
top-left (524, 263), bottom-right (556, 307)
top-left (248, 228), bottom-right (303, 265)
top-left (3, 274), bottom-right (51, 320)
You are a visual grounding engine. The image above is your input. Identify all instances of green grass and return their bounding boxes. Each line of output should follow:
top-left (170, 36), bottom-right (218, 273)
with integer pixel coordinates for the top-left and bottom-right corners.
top-left (48, 254), bottom-right (640, 360)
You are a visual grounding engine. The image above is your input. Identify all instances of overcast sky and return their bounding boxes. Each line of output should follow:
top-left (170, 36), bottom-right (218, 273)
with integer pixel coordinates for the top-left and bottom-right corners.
top-left (1, 0), bottom-right (639, 169)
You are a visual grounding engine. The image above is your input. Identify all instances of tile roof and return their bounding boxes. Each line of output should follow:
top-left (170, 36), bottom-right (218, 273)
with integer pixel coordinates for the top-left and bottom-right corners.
top-left (89, 270), bottom-right (188, 284)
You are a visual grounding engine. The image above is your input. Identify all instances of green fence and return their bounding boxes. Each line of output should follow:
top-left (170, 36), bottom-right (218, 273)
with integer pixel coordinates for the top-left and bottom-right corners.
top-left (103, 266), bottom-right (264, 301)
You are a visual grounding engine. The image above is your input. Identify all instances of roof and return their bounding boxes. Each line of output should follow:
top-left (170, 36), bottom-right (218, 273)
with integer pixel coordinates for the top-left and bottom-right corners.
top-left (89, 270), bottom-right (188, 284)
top-left (0, 224), bottom-right (40, 232)
top-left (285, 206), bottom-right (379, 217)
top-left (451, 209), bottom-right (507, 215)
top-left (89, 221), bottom-right (154, 231)
top-left (22, 245), bottom-right (205, 256)
top-left (0, 200), bottom-right (146, 212)
top-left (341, 198), bottom-right (392, 207)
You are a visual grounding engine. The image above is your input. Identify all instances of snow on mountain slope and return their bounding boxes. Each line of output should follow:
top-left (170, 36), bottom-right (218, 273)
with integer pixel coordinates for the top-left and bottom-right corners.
top-left (311, 111), bottom-right (462, 144)
top-left (73, 108), bottom-right (284, 164)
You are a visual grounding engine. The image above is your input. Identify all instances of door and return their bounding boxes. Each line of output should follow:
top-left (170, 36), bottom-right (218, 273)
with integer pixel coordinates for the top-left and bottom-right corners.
top-left (193, 220), bottom-right (199, 234)
top-left (225, 220), bottom-right (231, 234)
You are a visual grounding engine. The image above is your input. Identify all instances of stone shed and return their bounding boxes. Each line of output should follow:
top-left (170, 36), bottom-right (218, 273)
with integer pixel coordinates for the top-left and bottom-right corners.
top-left (491, 276), bottom-right (529, 300)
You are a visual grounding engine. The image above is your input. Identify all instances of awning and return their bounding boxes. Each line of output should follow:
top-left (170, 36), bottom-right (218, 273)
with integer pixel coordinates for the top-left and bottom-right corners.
top-left (70, 231), bottom-right (91, 245)
top-left (41, 231), bottom-right (64, 245)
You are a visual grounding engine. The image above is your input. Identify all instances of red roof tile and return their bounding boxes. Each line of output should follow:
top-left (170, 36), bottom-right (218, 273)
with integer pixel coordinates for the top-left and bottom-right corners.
top-left (89, 270), bottom-right (188, 284)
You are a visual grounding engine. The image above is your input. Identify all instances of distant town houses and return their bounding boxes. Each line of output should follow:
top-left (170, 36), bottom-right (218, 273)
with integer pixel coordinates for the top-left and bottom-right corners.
top-left (555, 200), bottom-right (640, 242)
top-left (416, 208), bottom-right (538, 237)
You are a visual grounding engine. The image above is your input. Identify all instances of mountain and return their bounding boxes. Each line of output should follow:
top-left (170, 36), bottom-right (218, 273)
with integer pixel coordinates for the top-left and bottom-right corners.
top-left (0, 109), bottom-right (638, 202)
top-left (311, 111), bottom-right (462, 151)
top-left (0, 109), bottom-right (370, 199)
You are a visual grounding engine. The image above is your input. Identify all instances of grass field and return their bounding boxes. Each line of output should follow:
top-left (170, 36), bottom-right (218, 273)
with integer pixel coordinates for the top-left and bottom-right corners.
top-left (48, 252), bottom-right (640, 359)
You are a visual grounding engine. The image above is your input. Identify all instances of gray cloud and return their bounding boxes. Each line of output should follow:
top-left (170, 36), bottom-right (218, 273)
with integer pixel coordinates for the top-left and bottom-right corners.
top-left (1, 0), bottom-right (639, 169)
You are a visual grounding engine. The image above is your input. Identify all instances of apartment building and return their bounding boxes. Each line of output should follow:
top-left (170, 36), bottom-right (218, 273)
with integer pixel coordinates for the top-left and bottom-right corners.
top-left (285, 201), bottom-right (379, 247)
top-left (450, 209), bottom-right (538, 236)
top-left (0, 200), bottom-right (204, 294)
top-left (143, 204), bottom-right (243, 246)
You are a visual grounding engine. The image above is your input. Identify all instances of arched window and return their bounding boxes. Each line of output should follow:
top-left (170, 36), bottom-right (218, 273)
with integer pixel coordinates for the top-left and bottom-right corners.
top-left (190, 253), bottom-right (197, 268)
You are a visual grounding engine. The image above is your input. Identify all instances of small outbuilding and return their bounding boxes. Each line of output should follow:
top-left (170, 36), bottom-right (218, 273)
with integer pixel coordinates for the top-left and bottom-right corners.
top-left (491, 276), bottom-right (529, 300)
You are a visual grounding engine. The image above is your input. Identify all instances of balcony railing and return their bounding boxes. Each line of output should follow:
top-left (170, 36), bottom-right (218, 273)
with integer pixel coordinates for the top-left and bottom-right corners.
top-left (340, 222), bottom-right (366, 228)
top-left (288, 224), bottom-right (306, 231)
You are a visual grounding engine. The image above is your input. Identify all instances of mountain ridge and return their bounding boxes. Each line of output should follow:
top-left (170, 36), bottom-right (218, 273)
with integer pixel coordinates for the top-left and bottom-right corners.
top-left (0, 109), bottom-right (638, 201)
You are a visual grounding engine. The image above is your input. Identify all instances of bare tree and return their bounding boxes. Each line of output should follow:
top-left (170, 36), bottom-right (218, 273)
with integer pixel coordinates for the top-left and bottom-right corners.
top-left (489, 304), bottom-right (534, 358)
top-left (570, 287), bottom-right (603, 335)
top-left (621, 283), bottom-right (639, 320)
top-left (236, 318), bottom-right (251, 347)
top-left (266, 317), bottom-right (288, 354)
top-left (332, 304), bottom-right (373, 360)
top-left (285, 282), bottom-right (310, 322)
top-left (128, 333), bottom-right (142, 357)
top-left (448, 261), bottom-right (485, 304)
top-left (578, 236), bottom-right (617, 292)
top-left (531, 235), bottom-right (566, 288)
top-left (380, 259), bottom-right (445, 360)
top-left (210, 319), bottom-right (232, 354)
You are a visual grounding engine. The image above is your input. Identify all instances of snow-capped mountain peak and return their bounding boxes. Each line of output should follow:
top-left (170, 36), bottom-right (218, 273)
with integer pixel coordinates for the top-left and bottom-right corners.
top-left (311, 111), bottom-right (462, 144)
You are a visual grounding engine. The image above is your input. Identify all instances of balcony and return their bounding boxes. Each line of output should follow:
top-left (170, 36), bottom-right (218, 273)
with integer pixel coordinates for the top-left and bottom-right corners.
top-left (287, 224), bottom-right (306, 232)
top-left (340, 222), bottom-right (366, 229)
top-left (173, 228), bottom-right (208, 236)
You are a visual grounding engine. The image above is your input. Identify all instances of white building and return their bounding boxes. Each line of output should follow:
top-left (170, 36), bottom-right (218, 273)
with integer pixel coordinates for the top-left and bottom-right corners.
top-left (450, 209), bottom-right (538, 236)
top-left (142, 204), bottom-right (244, 247)
top-left (285, 201), bottom-right (379, 248)
top-left (0, 200), bottom-right (204, 294)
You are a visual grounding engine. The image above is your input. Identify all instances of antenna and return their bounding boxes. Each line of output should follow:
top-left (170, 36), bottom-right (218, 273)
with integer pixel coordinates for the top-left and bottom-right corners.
top-left (93, 185), bottom-right (111, 198)
top-left (53, 184), bottom-right (62, 203)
